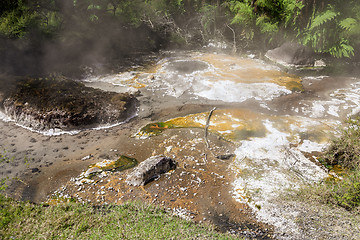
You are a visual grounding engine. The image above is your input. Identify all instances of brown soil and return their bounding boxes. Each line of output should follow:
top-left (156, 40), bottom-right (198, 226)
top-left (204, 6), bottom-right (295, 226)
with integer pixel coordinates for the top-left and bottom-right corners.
top-left (0, 99), bottom-right (273, 239)
top-left (53, 128), bottom-right (273, 238)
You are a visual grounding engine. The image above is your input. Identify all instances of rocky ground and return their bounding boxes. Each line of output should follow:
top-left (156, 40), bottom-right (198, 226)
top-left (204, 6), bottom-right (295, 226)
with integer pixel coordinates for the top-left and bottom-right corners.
top-left (50, 128), bottom-right (273, 239)
top-left (2, 51), bottom-right (360, 239)
top-left (0, 77), bottom-right (273, 238)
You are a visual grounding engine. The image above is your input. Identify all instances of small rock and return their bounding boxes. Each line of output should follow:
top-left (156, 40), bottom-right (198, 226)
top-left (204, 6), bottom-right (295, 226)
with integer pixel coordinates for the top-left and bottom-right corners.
top-left (126, 155), bottom-right (176, 186)
top-left (216, 154), bottom-right (235, 160)
top-left (81, 154), bottom-right (93, 161)
top-left (314, 59), bottom-right (326, 67)
top-left (31, 168), bottom-right (40, 173)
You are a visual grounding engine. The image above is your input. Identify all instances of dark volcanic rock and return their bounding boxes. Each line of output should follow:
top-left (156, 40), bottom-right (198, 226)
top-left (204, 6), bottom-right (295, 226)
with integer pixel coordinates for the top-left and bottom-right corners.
top-left (3, 77), bottom-right (138, 131)
top-left (265, 42), bottom-right (315, 67)
top-left (126, 155), bottom-right (176, 186)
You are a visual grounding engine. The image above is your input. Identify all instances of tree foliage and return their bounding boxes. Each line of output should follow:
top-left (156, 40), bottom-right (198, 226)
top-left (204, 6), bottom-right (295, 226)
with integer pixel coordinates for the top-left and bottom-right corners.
top-left (1, 0), bottom-right (360, 58)
top-left (225, 0), bottom-right (304, 48)
top-left (298, 3), bottom-right (360, 58)
top-left (0, 0), bottom-right (39, 38)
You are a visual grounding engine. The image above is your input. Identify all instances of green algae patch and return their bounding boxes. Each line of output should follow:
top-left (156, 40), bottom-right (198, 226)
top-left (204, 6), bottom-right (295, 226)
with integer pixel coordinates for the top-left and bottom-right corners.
top-left (195, 53), bottom-right (304, 92)
top-left (138, 122), bottom-right (178, 137)
top-left (113, 156), bottom-right (138, 171)
top-left (137, 109), bottom-right (267, 142)
top-left (90, 156), bottom-right (137, 172)
top-left (76, 156), bottom-right (138, 182)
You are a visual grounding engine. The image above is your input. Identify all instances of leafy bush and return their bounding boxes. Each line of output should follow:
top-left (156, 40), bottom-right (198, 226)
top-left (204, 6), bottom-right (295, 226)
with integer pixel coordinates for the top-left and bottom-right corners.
top-left (0, 0), bottom-right (38, 38)
top-left (299, 4), bottom-right (357, 58)
top-left (226, 0), bottom-right (303, 41)
top-left (329, 171), bottom-right (360, 210)
top-left (324, 118), bottom-right (360, 170)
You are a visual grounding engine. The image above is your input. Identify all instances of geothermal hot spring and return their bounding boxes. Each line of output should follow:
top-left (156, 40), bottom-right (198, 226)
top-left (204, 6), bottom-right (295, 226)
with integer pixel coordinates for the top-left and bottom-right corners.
top-left (2, 50), bottom-right (360, 238)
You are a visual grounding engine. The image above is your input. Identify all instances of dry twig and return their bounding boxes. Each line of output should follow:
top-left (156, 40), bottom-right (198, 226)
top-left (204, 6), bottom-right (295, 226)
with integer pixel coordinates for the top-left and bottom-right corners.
top-left (204, 107), bottom-right (217, 149)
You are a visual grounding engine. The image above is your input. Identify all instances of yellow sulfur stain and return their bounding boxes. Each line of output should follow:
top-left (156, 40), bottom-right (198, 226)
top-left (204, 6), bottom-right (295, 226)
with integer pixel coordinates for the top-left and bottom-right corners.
top-left (113, 52), bottom-right (303, 92)
top-left (138, 108), bottom-right (336, 153)
top-left (194, 53), bottom-right (303, 92)
top-left (138, 109), bottom-right (267, 142)
top-left (117, 61), bottom-right (164, 89)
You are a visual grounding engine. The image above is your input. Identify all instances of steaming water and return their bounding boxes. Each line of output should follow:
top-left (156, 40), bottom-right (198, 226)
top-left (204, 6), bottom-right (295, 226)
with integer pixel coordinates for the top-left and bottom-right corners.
top-left (83, 51), bottom-right (360, 235)
top-left (297, 77), bottom-right (360, 118)
top-left (84, 52), bottom-right (301, 101)
top-left (3, 50), bottom-right (360, 235)
top-left (0, 111), bottom-right (11, 122)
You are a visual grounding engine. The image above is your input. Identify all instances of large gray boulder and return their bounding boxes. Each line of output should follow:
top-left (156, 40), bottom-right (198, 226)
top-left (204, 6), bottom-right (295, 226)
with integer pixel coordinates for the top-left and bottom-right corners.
top-left (126, 155), bottom-right (176, 186)
top-left (265, 42), bottom-right (315, 67)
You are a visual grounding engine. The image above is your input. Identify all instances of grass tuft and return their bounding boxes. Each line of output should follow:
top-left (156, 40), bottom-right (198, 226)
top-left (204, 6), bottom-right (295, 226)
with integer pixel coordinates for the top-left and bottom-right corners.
top-left (297, 170), bottom-right (360, 211)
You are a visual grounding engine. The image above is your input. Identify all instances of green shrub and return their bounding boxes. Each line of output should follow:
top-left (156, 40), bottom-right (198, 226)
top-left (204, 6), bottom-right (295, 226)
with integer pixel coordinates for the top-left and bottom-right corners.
top-left (0, 0), bottom-right (38, 38)
top-left (324, 117), bottom-right (360, 170)
top-left (299, 117), bottom-right (360, 211)
top-left (309, 170), bottom-right (360, 210)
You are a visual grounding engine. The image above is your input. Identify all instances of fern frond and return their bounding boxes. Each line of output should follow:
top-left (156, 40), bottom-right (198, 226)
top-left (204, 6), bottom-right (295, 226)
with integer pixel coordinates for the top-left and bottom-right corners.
top-left (283, 0), bottom-right (304, 27)
top-left (327, 39), bottom-right (354, 58)
top-left (339, 18), bottom-right (357, 31)
top-left (256, 16), bottom-right (278, 34)
top-left (230, 2), bottom-right (255, 25)
top-left (199, 4), bottom-right (216, 32)
top-left (309, 9), bottom-right (338, 31)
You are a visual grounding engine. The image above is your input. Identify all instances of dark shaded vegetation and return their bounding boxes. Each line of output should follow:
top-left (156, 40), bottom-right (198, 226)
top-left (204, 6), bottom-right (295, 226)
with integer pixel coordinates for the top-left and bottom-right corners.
top-left (0, 0), bottom-right (169, 76)
top-left (1, 0), bottom-right (360, 77)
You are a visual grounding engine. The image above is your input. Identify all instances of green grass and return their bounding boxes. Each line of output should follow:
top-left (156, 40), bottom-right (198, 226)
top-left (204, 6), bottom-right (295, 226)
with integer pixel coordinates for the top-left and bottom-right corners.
top-left (296, 170), bottom-right (360, 211)
top-left (0, 194), bottom-right (238, 240)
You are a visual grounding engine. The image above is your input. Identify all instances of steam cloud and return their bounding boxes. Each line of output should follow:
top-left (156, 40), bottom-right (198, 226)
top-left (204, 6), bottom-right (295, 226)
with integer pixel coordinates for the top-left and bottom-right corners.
top-left (0, 1), bottom-right (164, 78)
